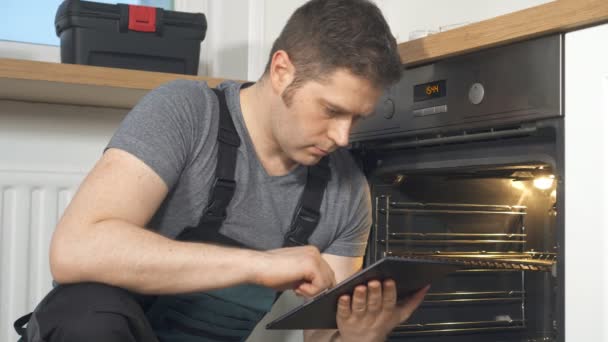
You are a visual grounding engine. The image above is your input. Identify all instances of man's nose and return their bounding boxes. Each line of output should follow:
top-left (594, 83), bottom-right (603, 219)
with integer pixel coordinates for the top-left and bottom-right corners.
top-left (327, 117), bottom-right (352, 147)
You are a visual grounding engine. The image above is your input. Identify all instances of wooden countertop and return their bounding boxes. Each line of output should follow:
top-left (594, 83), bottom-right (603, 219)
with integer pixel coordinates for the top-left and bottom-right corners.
top-left (399, 0), bottom-right (608, 67)
top-left (0, 58), bottom-right (229, 108)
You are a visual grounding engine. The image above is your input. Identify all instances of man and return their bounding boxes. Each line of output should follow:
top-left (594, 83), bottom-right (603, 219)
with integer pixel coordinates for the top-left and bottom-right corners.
top-left (18, 0), bottom-right (428, 341)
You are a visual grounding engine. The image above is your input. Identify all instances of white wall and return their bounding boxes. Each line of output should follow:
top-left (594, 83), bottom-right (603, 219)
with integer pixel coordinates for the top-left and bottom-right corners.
top-left (175, 0), bottom-right (252, 80)
top-left (0, 40), bottom-right (59, 63)
top-left (378, 0), bottom-right (554, 42)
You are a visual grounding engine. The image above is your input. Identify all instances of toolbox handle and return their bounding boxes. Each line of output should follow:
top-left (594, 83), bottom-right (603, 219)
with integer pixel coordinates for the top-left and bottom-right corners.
top-left (118, 3), bottom-right (164, 35)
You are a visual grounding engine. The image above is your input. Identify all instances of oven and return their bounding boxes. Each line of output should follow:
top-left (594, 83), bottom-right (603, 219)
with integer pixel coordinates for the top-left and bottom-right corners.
top-left (350, 34), bottom-right (564, 341)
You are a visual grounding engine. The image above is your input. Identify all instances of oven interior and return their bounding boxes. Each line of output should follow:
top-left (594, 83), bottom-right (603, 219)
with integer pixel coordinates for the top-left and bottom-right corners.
top-left (356, 129), bottom-right (562, 342)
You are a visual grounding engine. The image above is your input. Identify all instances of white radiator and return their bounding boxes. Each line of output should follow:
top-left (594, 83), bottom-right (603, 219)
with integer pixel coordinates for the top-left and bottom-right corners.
top-left (0, 171), bottom-right (82, 341)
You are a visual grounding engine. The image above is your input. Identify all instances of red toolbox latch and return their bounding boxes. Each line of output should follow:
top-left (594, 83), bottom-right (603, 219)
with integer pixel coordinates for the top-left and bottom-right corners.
top-left (128, 5), bottom-right (157, 32)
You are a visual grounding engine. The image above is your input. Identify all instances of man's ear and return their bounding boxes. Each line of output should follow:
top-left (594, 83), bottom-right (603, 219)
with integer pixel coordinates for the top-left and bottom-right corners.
top-left (269, 50), bottom-right (296, 96)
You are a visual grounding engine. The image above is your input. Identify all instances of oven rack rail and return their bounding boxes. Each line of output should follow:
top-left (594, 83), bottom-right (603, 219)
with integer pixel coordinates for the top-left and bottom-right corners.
top-left (425, 290), bottom-right (524, 299)
top-left (388, 232), bottom-right (527, 238)
top-left (386, 252), bottom-right (556, 273)
top-left (381, 201), bottom-right (527, 216)
top-left (389, 251), bottom-right (556, 260)
top-left (380, 238), bottom-right (527, 246)
top-left (422, 290), bottom-right (525, 305)
top-left (382, 232), bottom-right (527, 246)
top-left (388, 254), bottom-right (555, 272)
top-left (391, 319), bottom-right (527, 336)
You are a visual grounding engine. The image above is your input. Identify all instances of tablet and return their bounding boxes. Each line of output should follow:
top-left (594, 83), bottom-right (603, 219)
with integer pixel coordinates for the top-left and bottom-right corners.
top-left (265, 256), bottom-right (461, 330)
top-left (266, 255), bottom-right (554, 330)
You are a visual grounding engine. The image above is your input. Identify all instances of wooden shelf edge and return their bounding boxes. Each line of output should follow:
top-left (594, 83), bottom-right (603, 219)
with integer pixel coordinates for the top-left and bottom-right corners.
top-left (399, 0), bottom-right (608, 67)
top-left (0, 78), bottom-right (147, 109)
top-left (0, 58), bottom-right (237, 108)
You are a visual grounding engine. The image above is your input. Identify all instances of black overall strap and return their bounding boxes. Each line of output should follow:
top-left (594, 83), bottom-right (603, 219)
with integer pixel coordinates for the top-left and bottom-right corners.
top-left (177, 87), bottom-right (332, 248)
top-left (283, 156), bottom-right (331, 247)
top-left (14, 312), bottom-right (31, 338)
top-left (176, 88), bottom-right (241, 245)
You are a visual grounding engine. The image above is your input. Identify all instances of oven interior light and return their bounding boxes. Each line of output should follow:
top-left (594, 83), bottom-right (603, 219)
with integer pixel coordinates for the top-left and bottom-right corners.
top-left (533, 175), bottom-right (555, 190)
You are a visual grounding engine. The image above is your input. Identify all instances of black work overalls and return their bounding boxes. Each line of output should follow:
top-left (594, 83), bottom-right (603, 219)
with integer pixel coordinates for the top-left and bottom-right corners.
top-left (14, 87), bottom-right (331, 342)
top-left (145, 87), bottom-right (332, 341)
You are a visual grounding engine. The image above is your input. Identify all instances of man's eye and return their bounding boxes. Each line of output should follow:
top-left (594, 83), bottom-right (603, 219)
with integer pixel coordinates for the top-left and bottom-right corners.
top-left (325, 107), bottom-right (339, 116)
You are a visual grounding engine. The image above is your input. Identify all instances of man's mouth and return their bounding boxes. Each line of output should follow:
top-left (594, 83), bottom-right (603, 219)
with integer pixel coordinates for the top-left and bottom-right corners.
top-left (313, 146), bottom-right (329, 156)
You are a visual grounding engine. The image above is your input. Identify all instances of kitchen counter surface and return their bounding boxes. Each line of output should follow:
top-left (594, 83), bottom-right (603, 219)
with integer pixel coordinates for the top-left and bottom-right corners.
top-left (399, 0), bottom-right (608, 67)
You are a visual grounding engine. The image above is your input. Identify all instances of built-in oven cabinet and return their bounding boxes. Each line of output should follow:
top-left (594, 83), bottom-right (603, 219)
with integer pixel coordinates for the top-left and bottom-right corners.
top-left (352, 24), bottom-right (608, 341)
top-left (564, 23), bottom-right (608, 342)
top-left (351, 32), bottom-right (570, 341)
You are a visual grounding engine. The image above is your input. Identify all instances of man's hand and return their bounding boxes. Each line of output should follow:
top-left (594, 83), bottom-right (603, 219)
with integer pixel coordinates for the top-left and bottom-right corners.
top-left (336, 280), bottom-right (429, 342)
top-left (252, 246), bottom-right (336, 297)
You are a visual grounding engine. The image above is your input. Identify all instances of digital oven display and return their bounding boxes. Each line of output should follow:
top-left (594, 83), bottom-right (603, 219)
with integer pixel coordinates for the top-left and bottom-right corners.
top-left (414, 80), bottom-right (447, 102)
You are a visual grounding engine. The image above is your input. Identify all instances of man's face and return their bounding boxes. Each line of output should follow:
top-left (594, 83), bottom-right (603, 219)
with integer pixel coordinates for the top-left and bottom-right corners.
top-left (271, 69), bottom-right (382, 166)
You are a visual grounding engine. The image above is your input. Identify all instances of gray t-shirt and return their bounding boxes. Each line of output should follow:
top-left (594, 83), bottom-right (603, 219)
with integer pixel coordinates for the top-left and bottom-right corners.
top-left (107, 80), bottom-right (371, 257)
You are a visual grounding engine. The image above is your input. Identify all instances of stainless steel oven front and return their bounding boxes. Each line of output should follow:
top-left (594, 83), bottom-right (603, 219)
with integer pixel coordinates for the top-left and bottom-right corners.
top-left (350, 34), bottom-right (564, 342)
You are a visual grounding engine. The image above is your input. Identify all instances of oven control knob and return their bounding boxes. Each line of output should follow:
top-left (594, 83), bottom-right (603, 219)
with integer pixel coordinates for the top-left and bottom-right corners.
top-left (381, 98), bottom-right (395, 119)
top-left (468, 83), bottom-right (485, 105)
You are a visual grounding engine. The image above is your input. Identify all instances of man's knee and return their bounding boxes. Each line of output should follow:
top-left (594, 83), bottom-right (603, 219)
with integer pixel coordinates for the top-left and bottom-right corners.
top-left (27, 283), bottom-right (155, 342)
top-left (53, 311), bottom-right (134, 342)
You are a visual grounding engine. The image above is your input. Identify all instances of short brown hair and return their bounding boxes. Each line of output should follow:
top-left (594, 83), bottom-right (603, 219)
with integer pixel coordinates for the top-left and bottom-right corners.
top-left (263, 0), bottom-right (402, 105)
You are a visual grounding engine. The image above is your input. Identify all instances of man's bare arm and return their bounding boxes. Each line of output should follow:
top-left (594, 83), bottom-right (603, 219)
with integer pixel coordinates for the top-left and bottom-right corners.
top-left (50, 148), bottom-right (335, 295)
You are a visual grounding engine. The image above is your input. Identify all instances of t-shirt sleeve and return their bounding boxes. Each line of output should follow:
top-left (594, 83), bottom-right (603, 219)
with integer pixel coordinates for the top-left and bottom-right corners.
top-left (322, 158), bottom-right (372, 258)
top-left (106, 80), bottom-right (212, 189)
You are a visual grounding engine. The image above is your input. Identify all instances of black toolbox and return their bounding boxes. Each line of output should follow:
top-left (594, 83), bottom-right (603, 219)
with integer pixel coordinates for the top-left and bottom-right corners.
top-left (55, 0), bottom-right (207, 75)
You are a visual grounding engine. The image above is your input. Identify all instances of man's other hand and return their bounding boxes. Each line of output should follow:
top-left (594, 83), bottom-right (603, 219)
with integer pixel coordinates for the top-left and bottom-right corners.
top-left (336, 280), bottom-right (430, 342)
